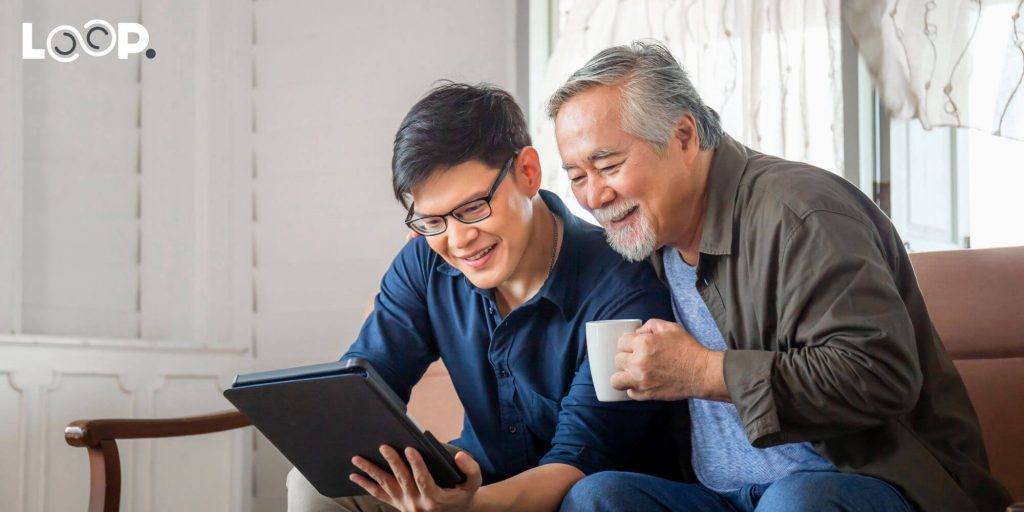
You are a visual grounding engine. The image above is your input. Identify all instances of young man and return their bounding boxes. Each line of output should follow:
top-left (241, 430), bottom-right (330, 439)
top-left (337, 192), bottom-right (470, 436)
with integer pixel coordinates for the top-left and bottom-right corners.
top-left (548, 41), bottom-right (1011, 512)
top-left (286, 83), bottom-right (677, 511)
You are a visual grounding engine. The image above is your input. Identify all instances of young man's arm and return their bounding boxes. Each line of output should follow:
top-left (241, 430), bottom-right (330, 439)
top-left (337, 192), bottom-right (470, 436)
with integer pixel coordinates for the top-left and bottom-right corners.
top-left (471, 463), bottom-right (584, 511)
top-left (345, 237), bottom-right (439, 401)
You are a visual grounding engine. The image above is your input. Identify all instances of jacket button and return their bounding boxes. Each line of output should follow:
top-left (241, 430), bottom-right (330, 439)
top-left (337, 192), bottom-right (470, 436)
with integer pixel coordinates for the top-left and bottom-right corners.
top-left (499, 369), bottom-right (510, 378)
top-left (507, 425), bottom-right (518, 434)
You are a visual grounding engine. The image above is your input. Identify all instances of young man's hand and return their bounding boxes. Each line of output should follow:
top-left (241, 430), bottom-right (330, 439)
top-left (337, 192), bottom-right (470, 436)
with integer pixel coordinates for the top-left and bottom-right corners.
top-left (350, 445), bottom-right (483, 512)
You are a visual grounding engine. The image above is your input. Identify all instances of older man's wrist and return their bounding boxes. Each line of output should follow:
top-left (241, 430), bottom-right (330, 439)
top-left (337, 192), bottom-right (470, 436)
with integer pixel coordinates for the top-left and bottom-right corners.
top-left (700, 350), bottom-right (730, 402)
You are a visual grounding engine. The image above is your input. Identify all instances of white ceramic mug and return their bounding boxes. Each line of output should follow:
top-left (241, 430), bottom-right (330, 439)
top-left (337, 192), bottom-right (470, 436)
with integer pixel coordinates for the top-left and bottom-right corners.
top-left (585, 319), bottom-right (641, 402)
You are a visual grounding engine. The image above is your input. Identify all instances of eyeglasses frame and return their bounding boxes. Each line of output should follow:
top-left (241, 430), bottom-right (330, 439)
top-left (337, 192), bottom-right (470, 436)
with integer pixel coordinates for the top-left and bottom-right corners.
top-left (404, 151), bottom-right (520, 236)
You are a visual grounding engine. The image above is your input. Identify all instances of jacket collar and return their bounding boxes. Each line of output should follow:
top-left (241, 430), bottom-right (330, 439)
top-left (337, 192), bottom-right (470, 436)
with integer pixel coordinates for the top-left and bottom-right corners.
top-left (698, 133), bottom-right (748, 256)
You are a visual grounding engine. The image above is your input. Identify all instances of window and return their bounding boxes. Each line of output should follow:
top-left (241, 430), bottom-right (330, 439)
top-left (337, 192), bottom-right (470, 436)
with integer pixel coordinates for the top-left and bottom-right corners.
top-left (848, 41), bottom-right (1024, 251)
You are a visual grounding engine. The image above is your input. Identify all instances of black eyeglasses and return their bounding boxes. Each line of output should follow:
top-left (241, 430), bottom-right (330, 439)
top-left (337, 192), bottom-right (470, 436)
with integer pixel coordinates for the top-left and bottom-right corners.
top-left (405, 151), bottom-right (519, 236)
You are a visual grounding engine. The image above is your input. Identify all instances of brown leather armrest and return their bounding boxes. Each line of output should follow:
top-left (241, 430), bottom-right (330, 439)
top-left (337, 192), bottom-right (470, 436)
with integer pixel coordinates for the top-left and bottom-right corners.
top-left (65, 410), bottom-right (250, 448)
top-left (1008, 502), bottom-right (1024, 512)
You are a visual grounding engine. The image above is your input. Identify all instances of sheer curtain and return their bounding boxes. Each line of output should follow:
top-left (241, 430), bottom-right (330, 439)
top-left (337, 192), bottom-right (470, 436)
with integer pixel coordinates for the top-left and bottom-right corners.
top-left (533, 0), bottom-right (844, 202)
top-left (845, 0), bottom-right (1024, 141)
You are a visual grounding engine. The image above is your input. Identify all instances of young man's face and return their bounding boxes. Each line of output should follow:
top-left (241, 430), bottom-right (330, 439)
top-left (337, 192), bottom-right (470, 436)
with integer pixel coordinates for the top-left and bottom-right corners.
top-left (554, 85), bottom-right (701, 260)
top-left (409, 155), bottom-right (535, 289)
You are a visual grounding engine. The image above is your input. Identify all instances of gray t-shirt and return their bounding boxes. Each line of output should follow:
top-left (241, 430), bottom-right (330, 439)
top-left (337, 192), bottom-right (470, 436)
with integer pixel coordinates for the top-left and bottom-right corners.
top-left (663, 247), bottom-right (835, 492)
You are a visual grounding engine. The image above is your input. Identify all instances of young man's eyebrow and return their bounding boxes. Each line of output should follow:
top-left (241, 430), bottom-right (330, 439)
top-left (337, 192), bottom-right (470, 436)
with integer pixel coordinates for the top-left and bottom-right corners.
top-left (562, 149), bottom-right (622, 171)
top-left (414, 188), bottom-right (490, 216)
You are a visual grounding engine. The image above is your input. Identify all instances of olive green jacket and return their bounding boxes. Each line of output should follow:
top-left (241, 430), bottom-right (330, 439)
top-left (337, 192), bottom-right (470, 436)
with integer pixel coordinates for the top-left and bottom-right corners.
top-left (659, 134), bottom-right (1011, 512)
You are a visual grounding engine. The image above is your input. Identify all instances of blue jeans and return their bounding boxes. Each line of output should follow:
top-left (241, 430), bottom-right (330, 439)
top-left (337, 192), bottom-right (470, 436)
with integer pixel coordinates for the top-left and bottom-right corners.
top-left (560, 471), bottom-right (915, 512)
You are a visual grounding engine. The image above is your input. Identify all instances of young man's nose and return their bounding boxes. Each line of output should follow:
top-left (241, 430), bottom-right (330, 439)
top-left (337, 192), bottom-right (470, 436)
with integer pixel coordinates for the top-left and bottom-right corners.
top-left (446, 219), bottom-right (479, 249)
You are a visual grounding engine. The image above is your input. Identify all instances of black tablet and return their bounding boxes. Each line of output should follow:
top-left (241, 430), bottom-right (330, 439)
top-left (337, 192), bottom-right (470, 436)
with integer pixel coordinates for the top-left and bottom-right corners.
top-left (224, 357), bottom-right (465, 497)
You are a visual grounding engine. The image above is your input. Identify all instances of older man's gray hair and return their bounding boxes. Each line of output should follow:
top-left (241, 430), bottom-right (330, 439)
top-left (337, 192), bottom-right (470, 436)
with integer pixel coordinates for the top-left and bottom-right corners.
top-left (547, 40), bottom-right (723, 152)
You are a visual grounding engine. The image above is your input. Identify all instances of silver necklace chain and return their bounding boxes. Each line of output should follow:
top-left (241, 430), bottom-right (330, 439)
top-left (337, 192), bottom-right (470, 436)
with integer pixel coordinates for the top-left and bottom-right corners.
top-left (548, 209), bottom-right (559, 276)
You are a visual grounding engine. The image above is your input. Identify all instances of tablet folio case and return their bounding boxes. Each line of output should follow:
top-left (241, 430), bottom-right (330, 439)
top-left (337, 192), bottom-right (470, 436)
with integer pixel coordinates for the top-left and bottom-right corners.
top-left (224, 359), bottom-right (463, 497)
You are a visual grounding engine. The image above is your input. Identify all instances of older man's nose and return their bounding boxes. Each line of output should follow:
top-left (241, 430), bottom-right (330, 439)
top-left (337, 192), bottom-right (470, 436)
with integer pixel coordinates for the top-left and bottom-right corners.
top-left (586, 180), bottom-right (616, 211)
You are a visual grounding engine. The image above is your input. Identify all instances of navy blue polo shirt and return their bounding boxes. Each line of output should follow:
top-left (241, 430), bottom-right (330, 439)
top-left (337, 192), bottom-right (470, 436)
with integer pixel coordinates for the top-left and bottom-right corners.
top-left (344, 190), bottom-right (675, 484)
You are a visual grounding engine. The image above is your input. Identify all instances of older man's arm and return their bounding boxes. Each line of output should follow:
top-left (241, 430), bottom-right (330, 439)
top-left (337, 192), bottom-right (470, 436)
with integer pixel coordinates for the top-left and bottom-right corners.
top-left (724, 210), bottom-right (921, 448)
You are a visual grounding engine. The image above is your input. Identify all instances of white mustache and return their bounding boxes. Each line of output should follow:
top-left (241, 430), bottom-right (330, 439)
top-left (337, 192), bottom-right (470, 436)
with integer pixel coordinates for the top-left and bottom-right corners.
top-left (593, 200), bottom-right (639, 225)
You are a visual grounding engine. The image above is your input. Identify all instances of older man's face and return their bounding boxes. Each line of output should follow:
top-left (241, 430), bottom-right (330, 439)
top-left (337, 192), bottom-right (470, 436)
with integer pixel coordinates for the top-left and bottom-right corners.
top-left (554, 85), bottom-right (698, 261)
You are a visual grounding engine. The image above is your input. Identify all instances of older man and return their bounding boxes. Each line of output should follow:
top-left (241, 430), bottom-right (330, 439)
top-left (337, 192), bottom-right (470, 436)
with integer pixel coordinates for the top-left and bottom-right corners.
top-left (548, 41), bottom-right (1011, 512)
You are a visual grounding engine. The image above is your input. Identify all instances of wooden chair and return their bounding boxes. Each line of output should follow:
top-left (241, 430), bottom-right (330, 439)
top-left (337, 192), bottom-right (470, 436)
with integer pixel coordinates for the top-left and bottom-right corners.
top-left (66, 247), bottom-right (1024, 512)
top-left (64, 411), bottom-right (250, 512)
top-left (65, 360), bottom-right (461, 512)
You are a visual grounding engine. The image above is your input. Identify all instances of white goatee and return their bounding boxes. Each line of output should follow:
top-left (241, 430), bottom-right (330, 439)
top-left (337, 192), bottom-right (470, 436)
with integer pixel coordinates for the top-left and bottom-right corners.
top-left (593, 200), bottom-right (657, 262)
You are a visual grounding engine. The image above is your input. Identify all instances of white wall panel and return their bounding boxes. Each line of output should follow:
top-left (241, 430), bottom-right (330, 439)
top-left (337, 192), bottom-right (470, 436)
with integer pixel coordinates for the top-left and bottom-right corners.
top-left (22, 0), bottom-right (139, 26)
top-left (255, 222), bottom-right (403, 266)
top-left (22, 169), bottom-right (138, 222)
top-left (135, 0), bottom-right (253, 346)
top-left (254, 174), bottom-right (351, 222)
top-left (0, 0), bottom-right (24, 334)
top-left (0, 339), bottom-right (252, 512)
top-left (252, 120), bottom-right (389, 179)
top-left (22, 78), bottom-right (139, 169)
top-left (151, 376), bottom-right (241, 512)
top-left (22, 308), bottom-right (140, 340)
top-left (23, 217), bottom-right (137, 268)
top-left (23, 260), bottom-right (137, 310)
top-left (256, 262), bottom-right (383, 312)
top-left (138, 0), bottom-right (199, 342)
top-left (0, 372), bottom-right (25, 512)
top-left (20, 0), bottom-right (142, 338)
top-left (253, 306), bottom-right (366, 362)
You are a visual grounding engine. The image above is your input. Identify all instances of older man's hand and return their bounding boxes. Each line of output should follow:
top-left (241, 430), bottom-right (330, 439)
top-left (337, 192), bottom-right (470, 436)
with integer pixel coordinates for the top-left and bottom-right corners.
top-left (611, 318), bottom-right (729, 402)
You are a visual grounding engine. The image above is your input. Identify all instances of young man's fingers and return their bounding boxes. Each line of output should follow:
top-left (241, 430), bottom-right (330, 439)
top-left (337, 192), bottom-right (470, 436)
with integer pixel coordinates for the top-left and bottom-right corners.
top-left (351, 456), bottom-right (400, 500)
top-left (349, 473), bottom-right (392, 505)
top-left (453, 451), bottom-right (484, 490)
top-left (379, 445), bottom-right (420, 499)
top-left (404, 447), bottom-right (443, 496)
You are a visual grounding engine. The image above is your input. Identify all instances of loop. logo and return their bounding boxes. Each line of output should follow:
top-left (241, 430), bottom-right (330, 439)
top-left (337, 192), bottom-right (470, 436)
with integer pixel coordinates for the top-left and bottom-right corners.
top-left (22, 20), bottom-right (154, 62)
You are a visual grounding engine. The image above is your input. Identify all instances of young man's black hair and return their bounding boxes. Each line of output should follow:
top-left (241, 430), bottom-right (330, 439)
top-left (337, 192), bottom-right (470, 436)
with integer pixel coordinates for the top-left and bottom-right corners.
top-left (391, 82), bottom-right (531, 208)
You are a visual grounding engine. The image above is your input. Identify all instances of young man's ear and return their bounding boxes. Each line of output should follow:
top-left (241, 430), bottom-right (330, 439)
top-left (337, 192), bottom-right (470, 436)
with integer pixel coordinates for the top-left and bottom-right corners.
top-left (515, 146), bottom-right (543, 194)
